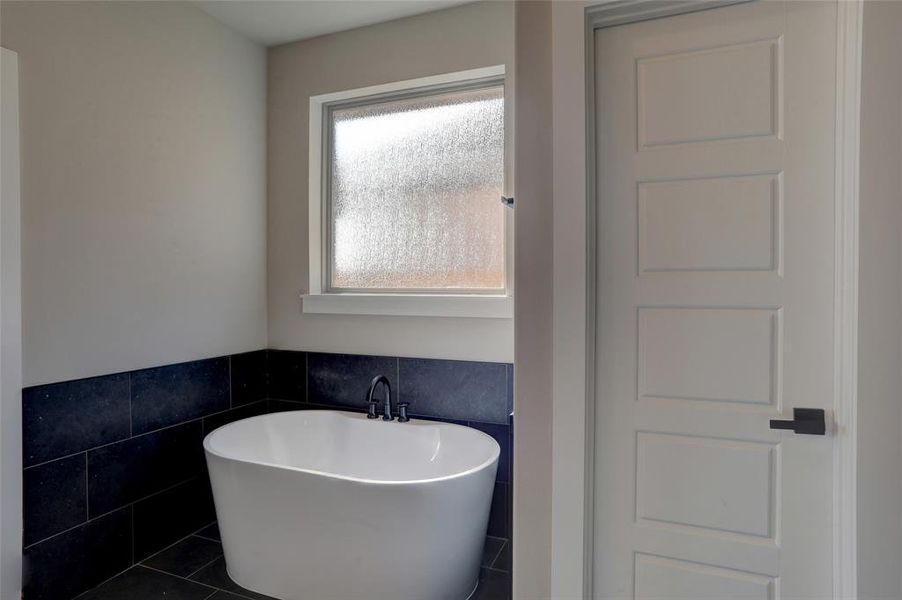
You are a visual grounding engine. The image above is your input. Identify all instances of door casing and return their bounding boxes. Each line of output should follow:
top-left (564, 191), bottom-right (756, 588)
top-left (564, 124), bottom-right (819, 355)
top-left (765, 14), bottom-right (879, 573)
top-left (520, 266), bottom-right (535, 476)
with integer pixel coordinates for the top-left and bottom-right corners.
top-left (0, 46), bottom-right (23, 600)
top-left (548, 1), bottom-right (863, 597)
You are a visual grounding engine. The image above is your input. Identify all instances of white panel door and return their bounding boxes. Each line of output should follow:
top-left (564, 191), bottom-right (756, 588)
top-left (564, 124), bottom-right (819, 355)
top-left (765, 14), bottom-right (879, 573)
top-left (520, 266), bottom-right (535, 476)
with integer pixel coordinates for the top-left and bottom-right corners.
top-left (594, 2), bottom-right (837, 599)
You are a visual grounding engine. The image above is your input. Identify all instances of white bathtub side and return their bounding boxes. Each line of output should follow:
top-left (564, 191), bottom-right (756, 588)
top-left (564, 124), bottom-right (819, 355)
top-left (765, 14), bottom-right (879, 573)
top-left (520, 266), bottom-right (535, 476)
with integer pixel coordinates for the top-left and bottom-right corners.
top-left (203, 410), bottom-right (499, 483)
top-left (206, 449), bottom-right (497, 600)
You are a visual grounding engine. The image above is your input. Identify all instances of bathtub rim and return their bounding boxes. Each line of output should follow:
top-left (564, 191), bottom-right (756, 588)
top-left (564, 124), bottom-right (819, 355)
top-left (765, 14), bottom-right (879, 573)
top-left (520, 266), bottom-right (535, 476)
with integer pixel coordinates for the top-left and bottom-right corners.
top-left (203, 409), bottom-right (501, 486)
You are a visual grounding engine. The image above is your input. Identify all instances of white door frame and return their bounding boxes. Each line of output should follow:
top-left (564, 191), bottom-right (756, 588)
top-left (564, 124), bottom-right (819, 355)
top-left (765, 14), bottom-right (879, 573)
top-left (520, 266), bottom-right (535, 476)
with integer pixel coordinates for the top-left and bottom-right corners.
top-left (0, 46), bottom-right (23, 600)
top-left (549, 1), bottom-right (862, 597)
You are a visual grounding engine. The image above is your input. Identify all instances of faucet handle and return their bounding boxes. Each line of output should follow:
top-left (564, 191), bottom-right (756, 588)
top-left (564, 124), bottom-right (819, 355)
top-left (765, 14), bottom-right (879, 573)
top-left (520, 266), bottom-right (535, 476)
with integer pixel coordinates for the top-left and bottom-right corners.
top-left (366, 400), bottom-right (379, 419)
top-left (397, 402), bottom-right (410, 423)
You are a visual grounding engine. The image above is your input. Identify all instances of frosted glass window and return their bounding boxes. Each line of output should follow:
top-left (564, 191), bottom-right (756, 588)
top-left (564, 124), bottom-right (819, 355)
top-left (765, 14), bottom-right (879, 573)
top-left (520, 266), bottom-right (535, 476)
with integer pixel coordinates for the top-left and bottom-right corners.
top-left (327, 85), bottom-right (505, 292)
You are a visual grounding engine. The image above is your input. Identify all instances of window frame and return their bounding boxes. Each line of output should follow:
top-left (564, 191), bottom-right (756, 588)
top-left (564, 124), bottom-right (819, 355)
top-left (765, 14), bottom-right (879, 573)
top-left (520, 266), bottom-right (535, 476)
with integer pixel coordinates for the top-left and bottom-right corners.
top-left (304, 65), bottom-right (512, 319)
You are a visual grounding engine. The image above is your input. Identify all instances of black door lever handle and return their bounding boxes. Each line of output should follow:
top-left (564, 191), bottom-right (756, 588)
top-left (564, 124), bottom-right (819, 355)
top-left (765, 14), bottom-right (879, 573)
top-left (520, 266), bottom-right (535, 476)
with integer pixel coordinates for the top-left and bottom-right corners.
top-left (769, 408), bottom-right (826, 435)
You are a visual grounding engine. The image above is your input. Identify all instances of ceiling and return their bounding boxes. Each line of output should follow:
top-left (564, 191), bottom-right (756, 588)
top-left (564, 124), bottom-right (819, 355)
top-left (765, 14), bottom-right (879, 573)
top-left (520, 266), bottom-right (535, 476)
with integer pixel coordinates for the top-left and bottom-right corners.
top-left (193, 0), bottom-right (475, 46)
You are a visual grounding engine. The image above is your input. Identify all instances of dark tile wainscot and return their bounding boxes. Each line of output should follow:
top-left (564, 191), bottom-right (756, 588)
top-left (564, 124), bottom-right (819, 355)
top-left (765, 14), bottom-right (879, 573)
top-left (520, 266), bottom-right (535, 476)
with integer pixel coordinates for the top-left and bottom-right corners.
top-left (23, 350), bottom-right (513, 599)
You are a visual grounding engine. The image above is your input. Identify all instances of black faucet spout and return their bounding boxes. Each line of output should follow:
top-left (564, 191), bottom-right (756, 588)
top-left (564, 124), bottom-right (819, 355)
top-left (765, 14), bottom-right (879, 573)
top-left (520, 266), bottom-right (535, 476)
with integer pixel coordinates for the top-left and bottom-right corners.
top-left (366, 375), bottom-right (393, 421)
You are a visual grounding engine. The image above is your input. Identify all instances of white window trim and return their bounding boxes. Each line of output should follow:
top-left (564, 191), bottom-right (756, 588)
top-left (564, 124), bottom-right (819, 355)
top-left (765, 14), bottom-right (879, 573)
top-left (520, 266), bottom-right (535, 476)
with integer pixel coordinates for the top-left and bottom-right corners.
top-left (303, 65), bottom-right (513, 319)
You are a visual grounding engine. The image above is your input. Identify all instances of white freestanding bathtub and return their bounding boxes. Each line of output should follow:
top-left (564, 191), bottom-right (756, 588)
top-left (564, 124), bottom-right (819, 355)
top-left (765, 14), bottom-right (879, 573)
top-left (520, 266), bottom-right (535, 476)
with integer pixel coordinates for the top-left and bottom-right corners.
top-left (203, 410), bottom-right (500, 600)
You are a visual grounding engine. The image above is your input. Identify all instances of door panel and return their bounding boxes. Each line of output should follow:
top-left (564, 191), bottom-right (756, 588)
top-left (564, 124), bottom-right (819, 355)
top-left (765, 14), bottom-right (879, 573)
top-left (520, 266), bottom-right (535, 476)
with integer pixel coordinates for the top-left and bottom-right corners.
top-left (638, 307), bottom-right (780, 407)
top-left (636, 432), bottom-right (777, 539)
top-left (638, 174), bottom-right (781, 274)
top-left (635, 554), bottom-right (777, 600)
top-left (593, 2), bottom-right (837, 599)
top-left (637, 38), bottom-right (781, 148)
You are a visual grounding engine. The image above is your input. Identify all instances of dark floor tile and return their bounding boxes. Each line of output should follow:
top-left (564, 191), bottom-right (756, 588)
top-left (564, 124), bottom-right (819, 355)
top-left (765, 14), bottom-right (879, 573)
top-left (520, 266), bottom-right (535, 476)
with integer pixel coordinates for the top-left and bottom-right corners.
top-left (75, 565), bottom-right (214, 600)
top-left (189, 557), bottom-right (276, 600)
top-left (133, 478), bottom-right (215, 561)
top-left (131, 358), bottom-right (230, 434)
top-left (23, 507), bottom-right (132, 600)
top-left (399, 358), bottom-right (508, 423)
top-left (308, 352), bottom-right (396, 411)
top-left (24, 453), bottom-right (87, 545)
top-left (88, 421), bottom-right (204, 517)
top-left (267, 350), bottom-right (306, 401)
top-left (492, 540), bottom-right (510, 573)
top-left (203, 400), bottom-right (268, 435)
top-left (23, 373), bottom-right (130, 466)
top-left (469, 421), bottom-right (510, 484)
top-left (473, 569), bottom-right (511, 600)
top-left (230, 350), bottom-right (268, 407)
top-left (482, 536), bottom-right (505, 568)
top-left (141, 535), bottom-right (223, 577)
top-left (195, 522), bottom-right (221, 542)
top-left (487, 482), bottom-right (509, 538)
top-left (207, 592), bottom-right (260, 600)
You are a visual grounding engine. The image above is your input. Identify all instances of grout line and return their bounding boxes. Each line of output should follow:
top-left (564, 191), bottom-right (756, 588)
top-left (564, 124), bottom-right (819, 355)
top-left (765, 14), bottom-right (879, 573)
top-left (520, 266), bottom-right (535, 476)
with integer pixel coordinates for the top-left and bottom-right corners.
top-left (484, 539), bottom-right (504, 568)
top-left (128, 476), bottom-right (197, 506)
top-left (25, 399), bottom-right (271, 470)
top-left (130, 505), bottom-right (135, 565)
top-left (490, 539), bottom-right (508, 570)
top-left (213, 588), bottom-right (263, 600)
top-left (128, 373), bottom-right (133, 437)
top-left (228, 355), bottom-right (233, 409)
top-left (192, 521), bottom-right (218, 535)
top-left (203, 590), bottom-right (220, 600)
top-left (141, 528), bottom-right (204, 566)
top-left (24, 505), bottom-right (123, 550)
top-left (26, 354), bottom-right (272, 467)
top-left (71, 562), bottom-right (135, 600)
top-left (25, 477), bottom-right (196, 549)
top-left (482, 565), bottom-right (511, 575)
top-left (25, 447), bottom-right (102, 471)
top-left (84, 453), bottom-right (90, 520)
top-left (304, 351), bottom-right (309, 404)
top-left (193, 532), bottom-right (221, 543)
top-left (185, 553), bottom-right (224, 579)
top-left (140, 564), bottom-right (219, 591)
top-left (24, 452), bottom-right (87, 471)
top-left (143, 562), bottom-right (260, 600)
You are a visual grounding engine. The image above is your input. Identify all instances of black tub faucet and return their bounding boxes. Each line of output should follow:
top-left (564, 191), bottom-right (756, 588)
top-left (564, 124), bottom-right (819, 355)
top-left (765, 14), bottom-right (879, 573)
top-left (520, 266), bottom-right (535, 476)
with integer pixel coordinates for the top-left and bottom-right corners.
top-left (366, 375), bottom-right (393, 421)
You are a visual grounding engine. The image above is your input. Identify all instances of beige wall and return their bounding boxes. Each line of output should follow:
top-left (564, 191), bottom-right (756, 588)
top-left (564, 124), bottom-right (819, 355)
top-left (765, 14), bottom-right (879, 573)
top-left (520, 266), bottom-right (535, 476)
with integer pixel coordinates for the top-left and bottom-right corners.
top-left (858, 2), bottom-right (902, 598)
top-left (0, 1), bottom-right (268, 386)
top-left (513, 1), bottom-right (553, 597)
top-left (266, 1), bottom-right (514, 363)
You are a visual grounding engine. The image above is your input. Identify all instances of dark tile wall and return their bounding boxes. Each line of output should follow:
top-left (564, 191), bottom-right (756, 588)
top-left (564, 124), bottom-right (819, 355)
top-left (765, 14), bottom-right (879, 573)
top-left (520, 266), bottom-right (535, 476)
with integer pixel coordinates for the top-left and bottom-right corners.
top-left (301, 352), bottom-right (512, 424)
top-left (269, 351), bottom-right (514, 544)
top-left (130, 358), bottom-right (231, 434)
top-left (22, 351), bottom-right (268, 600)
top-left (23, 374), bottom-right (130, 466)
top-left (23, 349), bottom-right (513, 599)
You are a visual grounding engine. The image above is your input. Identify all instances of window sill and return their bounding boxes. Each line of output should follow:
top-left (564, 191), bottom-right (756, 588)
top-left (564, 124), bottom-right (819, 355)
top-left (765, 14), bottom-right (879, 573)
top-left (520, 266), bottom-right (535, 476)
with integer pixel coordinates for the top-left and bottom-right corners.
top-left (301, 293), bottom-right (513, 319)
